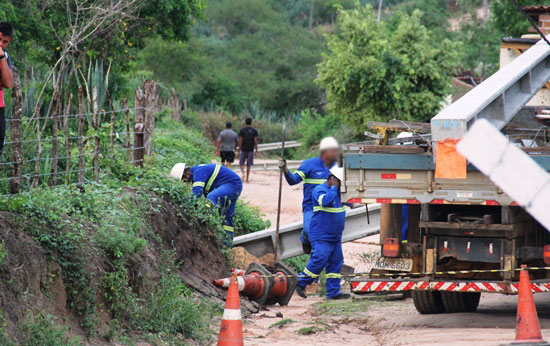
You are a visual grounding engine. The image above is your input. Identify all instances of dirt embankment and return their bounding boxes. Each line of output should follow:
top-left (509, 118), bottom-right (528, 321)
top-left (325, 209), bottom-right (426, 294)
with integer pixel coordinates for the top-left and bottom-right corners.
top-left (0, 193), bottom-right (246, 344)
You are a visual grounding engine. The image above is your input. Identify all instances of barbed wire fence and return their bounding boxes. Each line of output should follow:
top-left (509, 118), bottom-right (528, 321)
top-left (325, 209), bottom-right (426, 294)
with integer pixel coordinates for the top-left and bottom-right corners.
top-left (1, 74), bottom-right (167, 197)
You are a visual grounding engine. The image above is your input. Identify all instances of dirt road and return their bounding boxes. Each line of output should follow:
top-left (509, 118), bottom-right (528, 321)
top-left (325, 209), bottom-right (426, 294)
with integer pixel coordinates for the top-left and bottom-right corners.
top-left (239, 170), bottom-right (550, 345)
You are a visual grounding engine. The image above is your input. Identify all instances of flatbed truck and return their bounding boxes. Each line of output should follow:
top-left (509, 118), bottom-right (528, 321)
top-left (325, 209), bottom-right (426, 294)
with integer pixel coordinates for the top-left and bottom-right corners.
top-left (342, 35), bottom-right (550, 313)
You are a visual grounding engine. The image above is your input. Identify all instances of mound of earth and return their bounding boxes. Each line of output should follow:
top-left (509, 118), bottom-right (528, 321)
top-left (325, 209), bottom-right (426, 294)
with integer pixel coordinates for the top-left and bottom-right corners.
top-left (0, 192), bottom-right (259, 344)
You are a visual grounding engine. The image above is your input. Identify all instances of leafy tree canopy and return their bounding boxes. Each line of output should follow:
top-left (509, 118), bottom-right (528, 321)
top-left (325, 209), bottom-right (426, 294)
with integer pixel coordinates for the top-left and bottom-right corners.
top-left (491, 0), bottom-right (547, 37)
top-left (317, 4), bottom-right (462, 132)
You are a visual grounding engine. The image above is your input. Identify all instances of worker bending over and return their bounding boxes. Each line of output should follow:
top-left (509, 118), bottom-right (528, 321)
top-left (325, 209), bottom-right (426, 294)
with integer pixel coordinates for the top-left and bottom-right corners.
top-left (171, 163), bottom-right (242, 245)
top-left (295, 166), bottom-right (350, 300)
top-left (278, 137), bottom-right (339, 254)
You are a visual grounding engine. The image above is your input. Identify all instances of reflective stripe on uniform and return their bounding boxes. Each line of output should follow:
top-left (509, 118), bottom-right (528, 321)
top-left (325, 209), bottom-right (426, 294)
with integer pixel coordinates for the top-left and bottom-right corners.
top-left (326, 273), bottom-right (342, 279)
top-left (193, 182), bottom-right (205, 188)
top-left (304, 178), bottom-right (325, 184)
top-left (223, 225), bottom-right (235, 233)
top-left (313, 206), bottom-right (346, 213)
top-left (303, 267), bottom-right (319, 278)
top-left (317, 194), bottom-right (325, 206)
top-left (294, 170), bottom-right (306, 180)
top-left (205, 164), bottom-right (221, 193)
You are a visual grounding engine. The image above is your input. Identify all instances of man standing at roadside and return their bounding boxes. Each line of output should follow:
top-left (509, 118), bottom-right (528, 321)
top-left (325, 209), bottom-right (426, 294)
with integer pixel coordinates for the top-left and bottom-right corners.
top-left (238, 118), bottom-right (258, 182)
top-left (216, 122), bottom-right (239, 167)
top-left (278, 137), bottom-right (340, 254)
top-left (295, 166), bottom-right (350, 300)
top-left (0, 22), bottom-right (14, 155)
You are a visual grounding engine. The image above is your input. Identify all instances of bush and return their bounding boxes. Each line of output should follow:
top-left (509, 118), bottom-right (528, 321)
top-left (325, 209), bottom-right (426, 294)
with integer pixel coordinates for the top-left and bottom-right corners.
top-left (131, 269), bottom-right (213, 342)
top-left (20, 313), bottom-right (81, 346)
top-left (233, 201), bottom-right (271, 236)
top-left (283, 254), bottom-right (310, 273)
top-left (295, 110), bottom-right (355, 158)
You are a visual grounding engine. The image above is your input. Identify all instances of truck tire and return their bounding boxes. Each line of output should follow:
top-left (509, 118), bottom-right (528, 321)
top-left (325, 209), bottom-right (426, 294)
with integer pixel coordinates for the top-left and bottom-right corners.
top-left (412, 290), bottom-right (445, 314)
top-left (441, 292), bottom-right (481, 313)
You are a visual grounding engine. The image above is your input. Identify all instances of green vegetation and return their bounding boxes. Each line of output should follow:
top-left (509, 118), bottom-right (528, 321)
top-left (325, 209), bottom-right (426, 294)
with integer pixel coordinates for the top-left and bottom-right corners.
top-left (0, 112), bottom-right (268, 342)
top-left (318, 4), bottom-right (461, 132)
top-left (316, 298), bottom-right (375, 316)
top-left (20, 313), bottom-right (81, 346)
top-left (269, 318), bottom-right (295, 329)
top-left (283, 254), bottom-right (310, 273)
top-left (297, 325), bottom-right (324, 335)
top-left (0, 241), bottom-right (6, 265)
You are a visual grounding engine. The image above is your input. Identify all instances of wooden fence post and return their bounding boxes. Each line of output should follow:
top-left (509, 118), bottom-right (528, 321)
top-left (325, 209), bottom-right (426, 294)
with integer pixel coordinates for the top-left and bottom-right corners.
top-left (64, 94), bottom-right (73, 184)
top-left (49, 93), bottom-right (60, 187)
top-left (134, 88), bottom-right (145, 167)
top-left (32, 101), bottom-right (42, 188)
top-left (143, 80), bottom-right (158, 156)
top-left (123, 96), bottom-right (131, 163)
top-left (77, 87), bottom-right (86, 186)
top-left (92, 86), bottom-right (100, 180)
top-left (9, 69), bottom-right (22, 194)
top-left (106, 90), bottom-right (115, 160)
top-left (167, 88), bottom-right (181, 120)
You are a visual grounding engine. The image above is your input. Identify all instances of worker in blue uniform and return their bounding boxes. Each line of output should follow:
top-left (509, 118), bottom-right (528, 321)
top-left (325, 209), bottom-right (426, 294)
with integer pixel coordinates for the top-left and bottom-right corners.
top-left (294, 166), bottom-right (351, 300)
top-left (278, 137), bottom-right (340, 254)
top-left (170, 162), bottom-right (242, 245)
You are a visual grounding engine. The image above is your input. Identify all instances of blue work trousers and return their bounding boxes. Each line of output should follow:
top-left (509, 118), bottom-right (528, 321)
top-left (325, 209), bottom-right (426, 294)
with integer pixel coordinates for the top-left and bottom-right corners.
top-left (300, 209), bottom-right (313, 245)
top-left (207, 182), bottom-right (242, 244)
top-left (298, 240), bottom-right (344, 298)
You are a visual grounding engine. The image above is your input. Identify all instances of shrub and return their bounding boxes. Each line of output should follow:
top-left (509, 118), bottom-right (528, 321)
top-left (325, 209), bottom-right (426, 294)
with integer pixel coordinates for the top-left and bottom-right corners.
top-left (233, 201), bottom-right (271, 236)
top-left (20, 313), bottom-right (81, 346)
top-left (131, 270), bottom-right (213, 342)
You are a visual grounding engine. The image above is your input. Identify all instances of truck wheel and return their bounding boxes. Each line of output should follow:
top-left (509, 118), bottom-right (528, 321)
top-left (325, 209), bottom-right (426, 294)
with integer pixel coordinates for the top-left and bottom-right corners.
top-left (441, 292), bottom-right (481, 313)
top-left (412, 290), bottom-right (445, 314)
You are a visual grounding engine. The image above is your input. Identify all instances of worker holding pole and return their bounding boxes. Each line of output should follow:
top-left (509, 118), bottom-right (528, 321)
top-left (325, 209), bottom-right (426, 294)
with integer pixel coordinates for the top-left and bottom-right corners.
top-left (278, 137), bottom-right (340, 254)
top-left (170, 163), bottom-right (242, 245)
top-left (294, 166), bottom-right (350, 300)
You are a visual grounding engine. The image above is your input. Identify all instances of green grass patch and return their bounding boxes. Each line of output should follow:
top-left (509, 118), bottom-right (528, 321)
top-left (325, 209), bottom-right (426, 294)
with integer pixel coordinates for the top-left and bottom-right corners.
top-left (20, 313), bottom-right (81, 346)
top-left (297, 325), bottom-right (324, 335)
top-left (269, 318), bottom-right (295, 329)
top-left (315, 299), bottom-right (373, 316)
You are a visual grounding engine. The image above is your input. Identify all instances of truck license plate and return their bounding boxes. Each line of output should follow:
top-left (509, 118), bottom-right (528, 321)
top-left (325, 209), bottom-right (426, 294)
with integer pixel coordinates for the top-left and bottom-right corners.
top-left (372, 257), bottom-right (413, 272)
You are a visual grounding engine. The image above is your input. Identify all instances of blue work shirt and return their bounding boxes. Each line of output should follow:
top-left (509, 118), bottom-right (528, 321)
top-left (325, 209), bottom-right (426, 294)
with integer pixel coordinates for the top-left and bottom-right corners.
top-left (284, 157), bottom-right (334, 212)
top-left (190, 164), bottom-right (241, 197)
top-left (309, 182), bottom-right (346, 242)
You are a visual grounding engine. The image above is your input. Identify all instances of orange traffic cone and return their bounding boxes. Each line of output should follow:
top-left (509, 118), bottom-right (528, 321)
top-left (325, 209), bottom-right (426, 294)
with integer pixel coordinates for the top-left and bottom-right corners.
top-left (232, 268), bottom-right (246, 276)
top-left (513, 265), bottom-right (549, 345)
top-left (218, 273), bottom-right (244, 346)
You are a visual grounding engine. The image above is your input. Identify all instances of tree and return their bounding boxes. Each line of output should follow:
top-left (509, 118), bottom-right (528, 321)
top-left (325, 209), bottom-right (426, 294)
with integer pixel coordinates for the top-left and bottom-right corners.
top-left (317, 4), bottom-right (461, 133)
top-left (491, 0), bottom-right (546, 37)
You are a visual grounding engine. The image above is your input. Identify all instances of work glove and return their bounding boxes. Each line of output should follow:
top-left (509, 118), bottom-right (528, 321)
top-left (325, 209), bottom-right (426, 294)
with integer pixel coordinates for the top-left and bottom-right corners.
top-left (278, 158), bottom-right (287, 170)
top-left (302, 242), bottom-right (312, 255)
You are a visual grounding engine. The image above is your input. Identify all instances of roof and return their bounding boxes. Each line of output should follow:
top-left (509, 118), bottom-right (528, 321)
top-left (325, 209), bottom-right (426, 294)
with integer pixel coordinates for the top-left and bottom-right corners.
top-left (523, 5), bottom-right (550, 14)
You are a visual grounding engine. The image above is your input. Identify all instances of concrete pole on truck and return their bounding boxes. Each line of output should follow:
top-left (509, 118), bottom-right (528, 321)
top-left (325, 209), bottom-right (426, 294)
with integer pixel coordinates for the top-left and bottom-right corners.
top-left (274, 120), bottom-right (286, 262)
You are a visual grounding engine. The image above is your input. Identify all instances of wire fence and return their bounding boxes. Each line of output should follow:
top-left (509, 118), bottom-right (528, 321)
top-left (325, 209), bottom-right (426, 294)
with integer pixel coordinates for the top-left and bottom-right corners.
top-left (1, 79), bottom-right (164, 197)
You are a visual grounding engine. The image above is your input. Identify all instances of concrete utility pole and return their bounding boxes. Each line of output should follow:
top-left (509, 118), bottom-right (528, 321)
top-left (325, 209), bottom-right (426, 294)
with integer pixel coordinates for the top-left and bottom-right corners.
top-left (377, 0), bottom-right (383, 22)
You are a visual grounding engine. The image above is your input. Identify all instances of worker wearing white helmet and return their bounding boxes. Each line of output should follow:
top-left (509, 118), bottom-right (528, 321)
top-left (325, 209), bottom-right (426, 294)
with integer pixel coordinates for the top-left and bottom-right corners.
top-left (295, 165), bottom-right (350, 300)
top-left (278, 136), bottom-right (340, 254)
top-left (170, 162), bottom-right (243, 246)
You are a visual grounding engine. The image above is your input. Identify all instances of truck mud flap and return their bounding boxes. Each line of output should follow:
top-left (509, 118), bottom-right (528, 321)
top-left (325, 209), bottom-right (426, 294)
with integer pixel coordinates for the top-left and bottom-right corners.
top-left (350, 279), bottom-right (550, 294)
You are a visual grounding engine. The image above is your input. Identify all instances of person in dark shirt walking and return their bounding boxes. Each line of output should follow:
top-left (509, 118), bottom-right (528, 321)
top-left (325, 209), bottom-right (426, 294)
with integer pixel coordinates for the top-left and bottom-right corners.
top-left (0, 22), bottom-right (14, 156)
top-left (238, 118), bottom-right (258, 182)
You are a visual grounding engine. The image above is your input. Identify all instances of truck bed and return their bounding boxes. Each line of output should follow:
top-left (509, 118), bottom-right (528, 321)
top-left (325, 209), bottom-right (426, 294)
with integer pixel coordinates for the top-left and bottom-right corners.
top-left (342, 145), bottom-right (550, 206)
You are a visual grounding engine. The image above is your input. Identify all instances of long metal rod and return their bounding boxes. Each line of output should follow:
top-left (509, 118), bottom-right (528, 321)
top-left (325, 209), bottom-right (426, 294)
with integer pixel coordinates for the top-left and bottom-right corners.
top-left (274, 120), bottom-right (286, 262)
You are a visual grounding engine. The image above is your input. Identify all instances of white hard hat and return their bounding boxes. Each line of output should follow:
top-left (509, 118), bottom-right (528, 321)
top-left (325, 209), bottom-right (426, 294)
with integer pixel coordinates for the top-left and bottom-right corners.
top-left (170, 163), bottom-right (187, 180)
top-left (320, 137), bottom-right (339, 151)
top-left (330, 166), bottom-right (344, 181)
